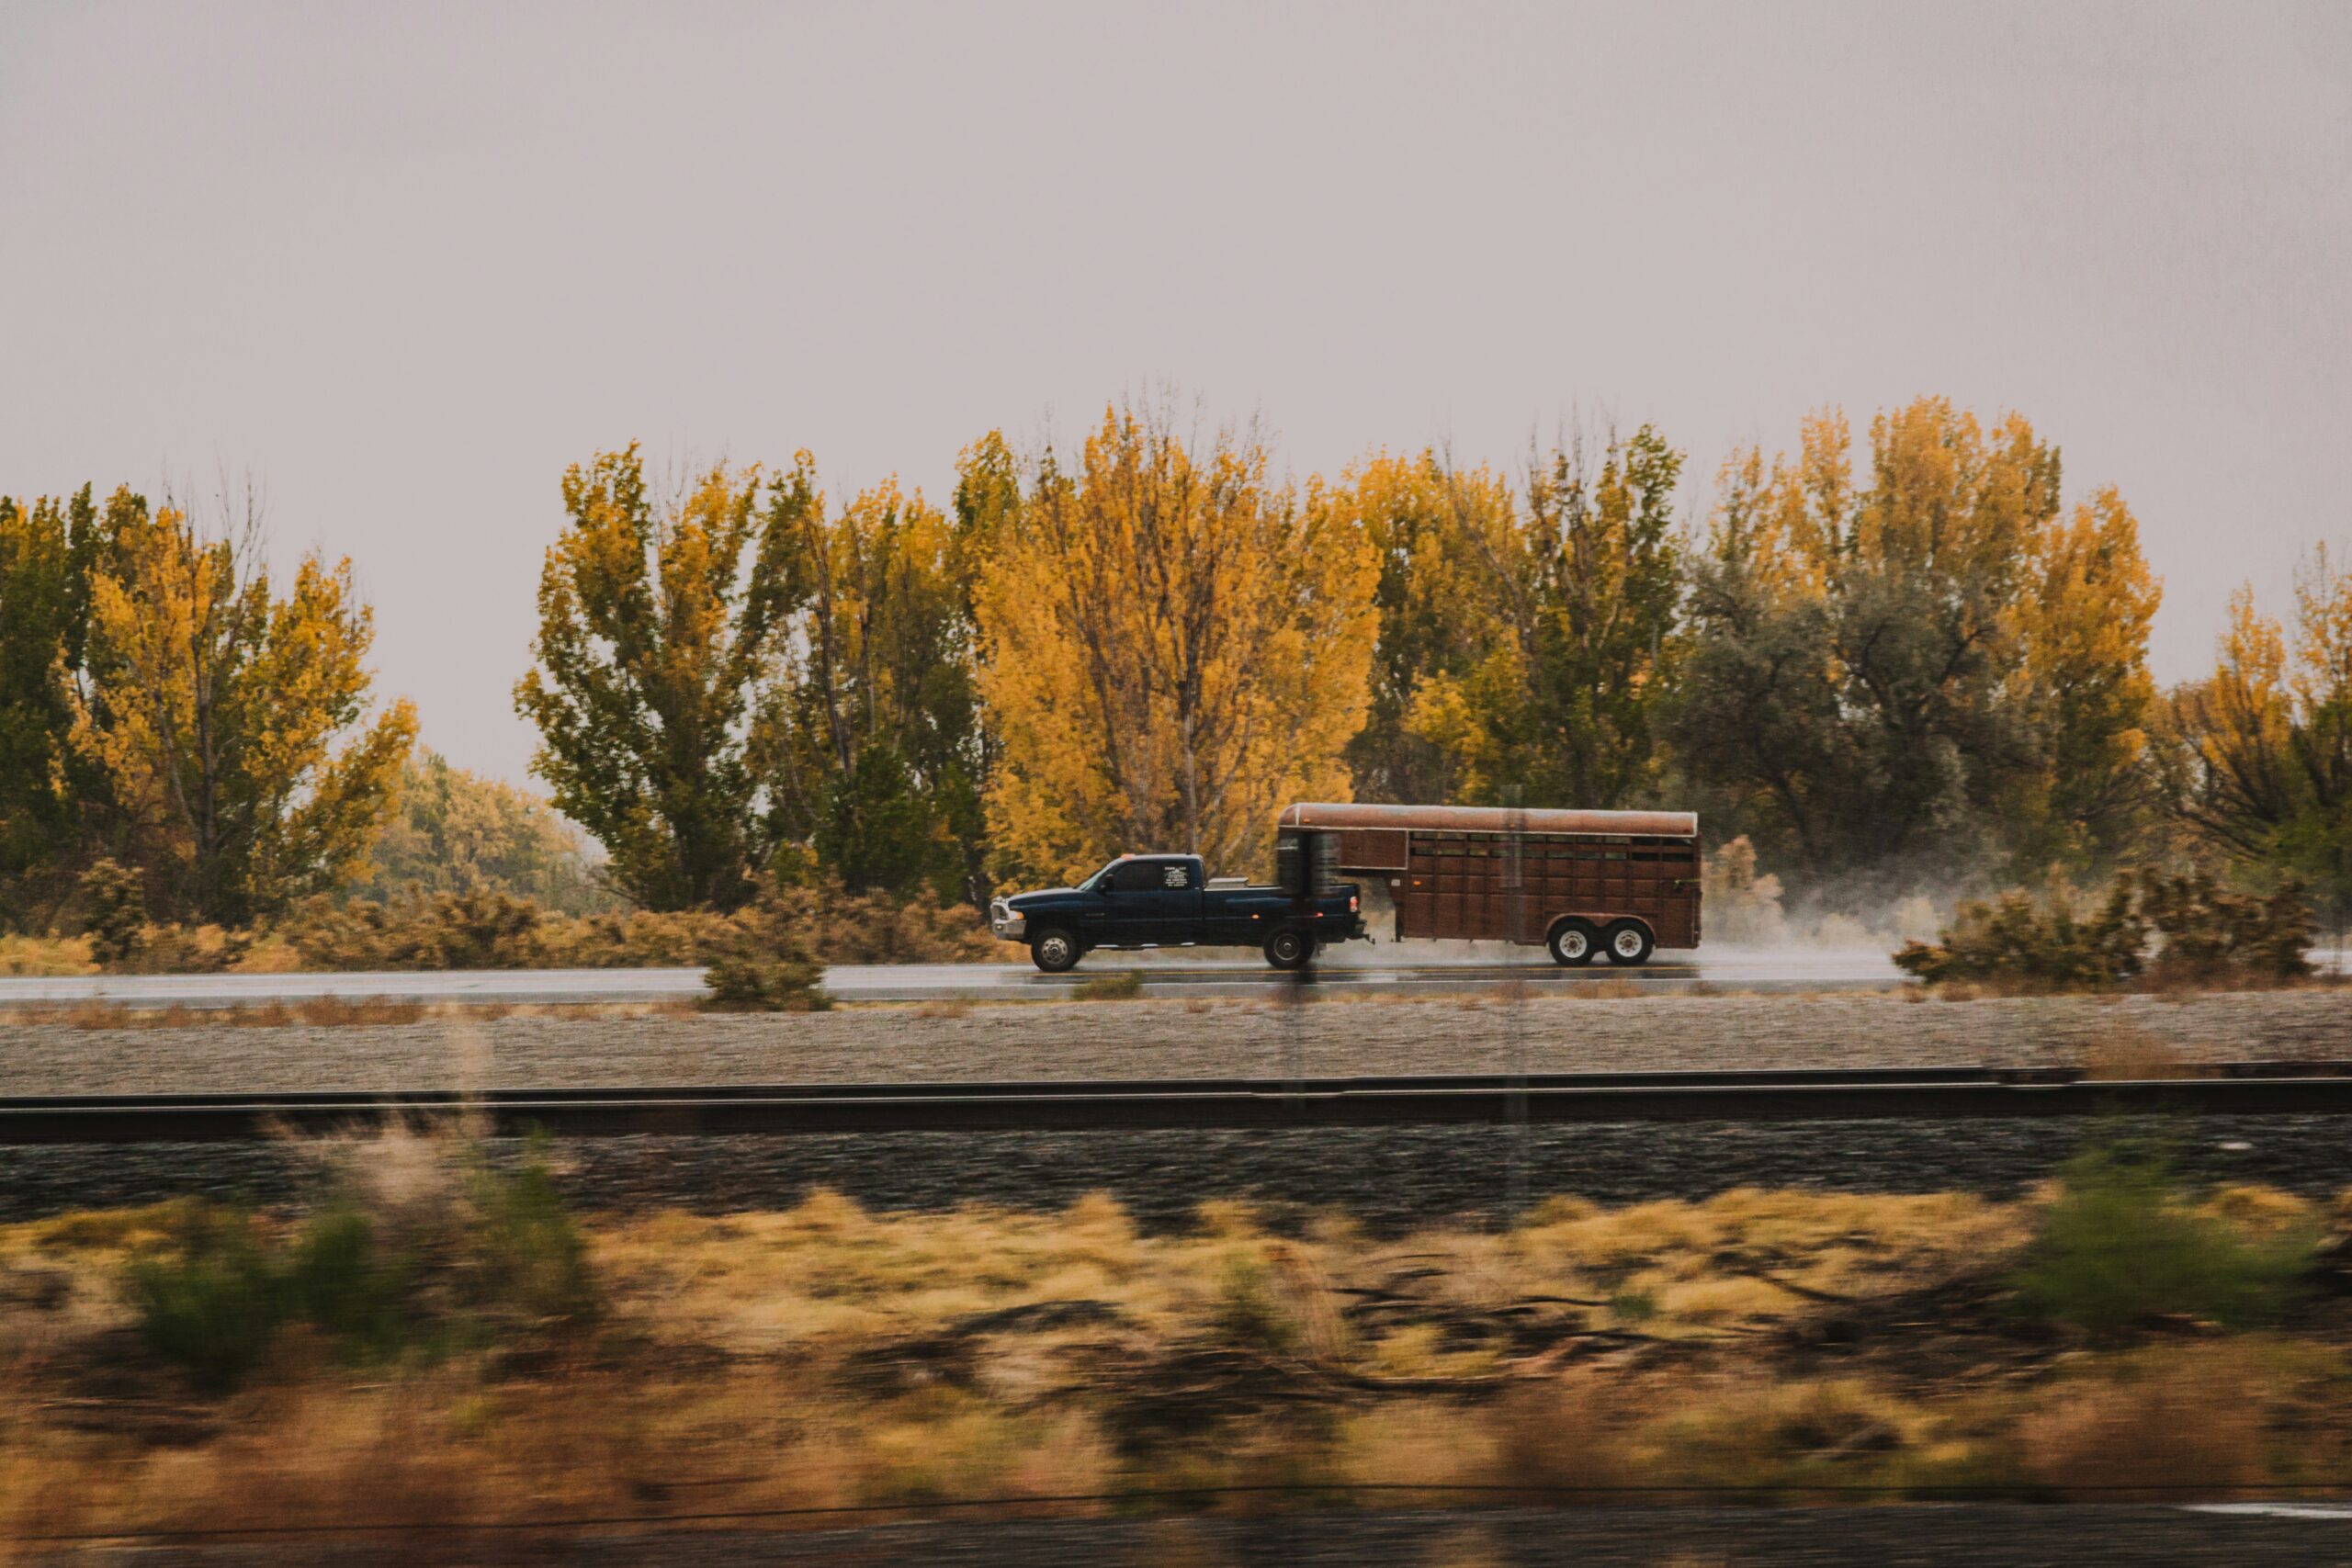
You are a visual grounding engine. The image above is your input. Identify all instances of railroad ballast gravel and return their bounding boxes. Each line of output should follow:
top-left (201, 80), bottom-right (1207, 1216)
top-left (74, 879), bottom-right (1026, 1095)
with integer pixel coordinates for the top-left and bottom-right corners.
top-left (0, 989), bottom-right (2346, 1097)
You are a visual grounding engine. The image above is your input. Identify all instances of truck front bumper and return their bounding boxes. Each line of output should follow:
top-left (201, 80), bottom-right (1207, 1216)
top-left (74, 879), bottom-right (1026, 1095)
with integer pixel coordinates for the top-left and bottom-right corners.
top-left (989, 899), bottom-right (1025, 941)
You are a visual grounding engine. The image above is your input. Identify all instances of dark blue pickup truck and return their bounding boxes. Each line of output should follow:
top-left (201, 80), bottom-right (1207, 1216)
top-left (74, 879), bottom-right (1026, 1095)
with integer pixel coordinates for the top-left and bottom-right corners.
top-left (989, 850), bottom-right (1365, 973)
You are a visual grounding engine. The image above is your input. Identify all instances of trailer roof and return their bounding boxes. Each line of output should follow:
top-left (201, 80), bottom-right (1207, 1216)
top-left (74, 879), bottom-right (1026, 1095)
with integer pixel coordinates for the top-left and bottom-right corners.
top-left (1278, 802), bottom-right (1699, 838)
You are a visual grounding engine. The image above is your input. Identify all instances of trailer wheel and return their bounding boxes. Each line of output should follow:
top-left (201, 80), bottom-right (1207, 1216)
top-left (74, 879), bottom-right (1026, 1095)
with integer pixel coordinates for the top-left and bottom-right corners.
top-left (1547, 919), bottom-right (1598, 966)
top-left (1030, 929), bottom-right (1081, 973)
top-left (1603, 920), bottom-right (1655, 966)
top-left (1263, 928), bottom-right (1315, 971)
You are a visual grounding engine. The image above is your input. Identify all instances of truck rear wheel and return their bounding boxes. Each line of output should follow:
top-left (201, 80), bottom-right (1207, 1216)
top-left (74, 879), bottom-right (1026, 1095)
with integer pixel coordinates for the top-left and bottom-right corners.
top-left (1603, 920), bottom-right (1655, 966)
top-left (1030, 929), bottom-right (1081, 973)
top-left (1263, 928), bottom-right (1315, 970)
top-left (1547, 919), bottom-right (1598, 966)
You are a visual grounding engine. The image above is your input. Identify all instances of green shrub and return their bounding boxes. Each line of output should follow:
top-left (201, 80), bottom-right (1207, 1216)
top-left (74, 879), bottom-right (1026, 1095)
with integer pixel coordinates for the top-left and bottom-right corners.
top-left (701, 954), bottom-right (830, 1012)
top-left (78, 859), bottom-right (147, 966)
top-left (468, 1156), bottom-right (596, 1323)
top-left (1894, 868), bottom-right (2312, 989)
top-left (2009, 1139), bottom-right (2313, 1339)
top-left (125, 1213), bottom-right (282, 1390)
top-left (2139, 871), bottom-right (2314, 984)
top-left (1893, 876), bottom-right (2144, 987)
top-left (280, 1205), bottom-right (417, 1359)
top-left (126, 1151), bottom-right (594, 1387)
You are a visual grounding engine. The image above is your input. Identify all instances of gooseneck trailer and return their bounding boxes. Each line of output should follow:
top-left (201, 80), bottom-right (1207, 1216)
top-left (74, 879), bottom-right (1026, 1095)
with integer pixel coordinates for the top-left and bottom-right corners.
top-left (1275, 802), bottom-right (1701, 965)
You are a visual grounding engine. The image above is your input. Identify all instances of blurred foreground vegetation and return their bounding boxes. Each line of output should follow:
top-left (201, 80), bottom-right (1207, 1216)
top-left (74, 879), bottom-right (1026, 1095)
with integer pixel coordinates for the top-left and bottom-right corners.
top-left (9, 1128), bottom-right (2352, 1540)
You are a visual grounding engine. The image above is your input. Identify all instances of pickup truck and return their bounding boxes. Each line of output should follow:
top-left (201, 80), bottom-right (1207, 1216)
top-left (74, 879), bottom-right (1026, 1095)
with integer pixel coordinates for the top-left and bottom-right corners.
top-left (989, 852), bottom-right (1365, 972)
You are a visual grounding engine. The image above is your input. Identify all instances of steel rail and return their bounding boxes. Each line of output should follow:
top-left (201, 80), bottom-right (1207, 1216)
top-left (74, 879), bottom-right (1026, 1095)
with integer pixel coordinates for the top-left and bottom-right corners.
top-left (5, 1063), bottom-right (2352, 1142)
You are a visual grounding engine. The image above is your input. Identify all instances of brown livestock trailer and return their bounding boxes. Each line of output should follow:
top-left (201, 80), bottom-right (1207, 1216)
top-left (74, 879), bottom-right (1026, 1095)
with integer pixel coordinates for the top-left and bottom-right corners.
top-left (1275, 802), bottom-right (1702, 965)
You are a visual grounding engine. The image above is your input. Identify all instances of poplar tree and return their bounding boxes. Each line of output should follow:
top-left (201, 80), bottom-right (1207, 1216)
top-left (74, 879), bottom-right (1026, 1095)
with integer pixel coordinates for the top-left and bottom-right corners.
top-left (974, 402), bottom-right (1379, 883)
top-left (514, 447), bottom-right (789, 911)
top-left (0, 488), bottom-right (96, 897)
top-left (1404, 427), bottom-right (1685, 808)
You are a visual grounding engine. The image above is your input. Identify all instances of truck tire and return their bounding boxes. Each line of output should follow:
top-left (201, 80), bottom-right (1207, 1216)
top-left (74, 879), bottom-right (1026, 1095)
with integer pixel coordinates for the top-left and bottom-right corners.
top-left (1603, 920), bottom-right (1655, 966)
top-left (1263, 928), bottom-right (1315, 970)
top-left (1547, 919), bottom-right (1599, 966)
top-left (1030, 929), bottom-right (1081, 974)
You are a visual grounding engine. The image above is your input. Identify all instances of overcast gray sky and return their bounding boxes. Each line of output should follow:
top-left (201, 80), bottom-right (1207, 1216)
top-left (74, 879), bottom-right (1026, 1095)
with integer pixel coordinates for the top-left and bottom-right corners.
top-left (4, 0), bottom-right (2346, 787)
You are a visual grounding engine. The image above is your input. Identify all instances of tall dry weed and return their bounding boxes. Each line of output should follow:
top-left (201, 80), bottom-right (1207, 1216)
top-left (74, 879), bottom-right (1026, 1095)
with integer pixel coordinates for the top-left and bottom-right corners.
top-left (2015, 1345), bottom-right (2274, 1500)
top-left (1486, 1373), bottom-right (1641, 1501)
top-left (2077, 1025), bottom-right (2204, 1081)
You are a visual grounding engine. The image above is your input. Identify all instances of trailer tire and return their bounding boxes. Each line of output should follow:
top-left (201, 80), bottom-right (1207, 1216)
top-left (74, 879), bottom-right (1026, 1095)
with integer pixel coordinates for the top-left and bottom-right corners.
top-left (1547, 919), bottom-right (1599, 966)
top-left (1263, 928), bottom-right (1315, 971)
top-left (1603, 920), bottom-right (1655, 966)
top-left (1030, 929), bottom-right (1082, 974)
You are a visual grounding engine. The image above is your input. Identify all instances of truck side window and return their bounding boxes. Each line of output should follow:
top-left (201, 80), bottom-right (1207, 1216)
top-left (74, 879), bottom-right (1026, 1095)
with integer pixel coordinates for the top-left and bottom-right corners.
top-left (1112, 860), bottom-right (1166, 893)
top-left (1161, 863), bottom-right (1191, 889)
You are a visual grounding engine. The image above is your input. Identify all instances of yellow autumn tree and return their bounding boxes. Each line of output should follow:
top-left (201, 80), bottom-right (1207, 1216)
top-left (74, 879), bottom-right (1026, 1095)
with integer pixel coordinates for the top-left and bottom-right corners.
top-left (1403, 426), bottom-right (1685, 809)
top-left (1326, 450), bottom-right (1518, 804)
top-left (975, 403), bottom-right (1379, 883)
top-left (70, 493), bottom-right (415, 923)
top-left (2007, 487), bottom-right (2163, 867)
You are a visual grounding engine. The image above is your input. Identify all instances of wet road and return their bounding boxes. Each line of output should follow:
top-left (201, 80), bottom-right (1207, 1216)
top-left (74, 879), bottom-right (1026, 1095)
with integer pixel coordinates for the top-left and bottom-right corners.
top-left (3, 946), bottom-right (2342, 1009)
top-left (0, 945), bottom-right (1911, 1008)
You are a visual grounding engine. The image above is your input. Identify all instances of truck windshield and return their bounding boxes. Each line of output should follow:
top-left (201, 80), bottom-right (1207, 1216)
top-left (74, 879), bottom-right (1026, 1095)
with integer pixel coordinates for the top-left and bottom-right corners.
top-left (1084, 862), bottom-right (1123, 891)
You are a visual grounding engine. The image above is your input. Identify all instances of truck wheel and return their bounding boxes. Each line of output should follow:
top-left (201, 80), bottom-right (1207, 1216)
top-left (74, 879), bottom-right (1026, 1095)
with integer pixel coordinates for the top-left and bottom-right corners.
top-left (1547, 919), bottom-right (1598, 966)
top-left (1603, 920), bottom-right (1655, 966)
top-left (1263, 928), bottom-right (1315, 970)
top-left (1030, 929), bottom-right (1081, 974)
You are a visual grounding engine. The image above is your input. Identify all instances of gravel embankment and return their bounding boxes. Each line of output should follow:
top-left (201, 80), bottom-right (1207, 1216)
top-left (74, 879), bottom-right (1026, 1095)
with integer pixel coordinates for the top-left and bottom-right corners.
top-left (0, 990), bottom-right (2346, 1097)
top-left (9, 1114), bottom-right (2352, 1232)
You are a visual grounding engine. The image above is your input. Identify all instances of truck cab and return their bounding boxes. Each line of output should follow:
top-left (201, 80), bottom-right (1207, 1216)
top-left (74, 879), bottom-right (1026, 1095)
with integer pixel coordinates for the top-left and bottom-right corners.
top-left (989, 844), bottom-right (1364, 973)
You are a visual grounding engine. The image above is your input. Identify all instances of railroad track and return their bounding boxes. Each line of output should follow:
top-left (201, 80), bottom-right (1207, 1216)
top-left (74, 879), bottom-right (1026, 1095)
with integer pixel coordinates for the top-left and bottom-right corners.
top-left (7, 1063), bottom-right (2352, 1142)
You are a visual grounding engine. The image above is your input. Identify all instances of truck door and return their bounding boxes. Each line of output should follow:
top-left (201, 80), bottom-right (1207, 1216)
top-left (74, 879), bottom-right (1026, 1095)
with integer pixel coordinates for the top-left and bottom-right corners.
top-left (1107, 856), bottom-right (1201, 944)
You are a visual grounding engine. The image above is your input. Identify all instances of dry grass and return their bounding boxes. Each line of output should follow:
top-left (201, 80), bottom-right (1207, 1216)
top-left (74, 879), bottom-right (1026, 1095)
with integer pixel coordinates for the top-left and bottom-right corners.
top-left (2014, 1343), bottom-right (2278, 1499)
top-left (2077, 1024), bottom-right (2211, 1080)
top-left (6, 1178), bottom-right (2351, 1544)
top-left (0, 998), bottom-right (706, 1031)
top-left (0, 934), bottom-right (95, 977)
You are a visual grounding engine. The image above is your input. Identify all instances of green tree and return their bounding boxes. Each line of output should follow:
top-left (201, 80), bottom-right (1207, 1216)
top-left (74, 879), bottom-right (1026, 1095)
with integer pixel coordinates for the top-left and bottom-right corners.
top-left (943, 433), bottom-right (1023, 905)
top-left (1407, 426), bottom-right (1684, 807)
top-left (750, 464), bottom-right (983, 905)
top-left (0, 489), bottom-right (89, 901)
top-left (70, 491), bottom-right (415, 924)
top-left (2165, 551), bottom-right (2352, 927)
top-left (1668, 400), bottom-right (2159, 891)
top-left (1667, 440), bottom-right (1849, 872)
top-left (514, 447), bottom-right (793, 912)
